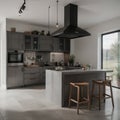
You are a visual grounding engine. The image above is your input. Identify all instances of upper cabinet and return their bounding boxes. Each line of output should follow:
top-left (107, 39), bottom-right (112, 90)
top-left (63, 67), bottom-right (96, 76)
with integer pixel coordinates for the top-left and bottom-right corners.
top-left (24, 34), bottom-right (39, 51)
top-left (7, 31), bottom-right (24, 50)
top-left (53, 37), bottom-right (70, 52)
top-left (7, 31), bottom-right (70, 52)
top-left (24, 35), bottom-right (53, 51)
top-left (24, 34), bottom-right (32, 50)
top-left (39, 36), bottom-right (53, 51)
top-left (33, 35), bottom-right (39, 50)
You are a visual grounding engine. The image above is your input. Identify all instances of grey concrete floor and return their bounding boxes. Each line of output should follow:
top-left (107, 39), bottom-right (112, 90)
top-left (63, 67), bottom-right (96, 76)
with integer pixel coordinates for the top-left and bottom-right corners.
top-left (0, 86), bottom-right (119, 120)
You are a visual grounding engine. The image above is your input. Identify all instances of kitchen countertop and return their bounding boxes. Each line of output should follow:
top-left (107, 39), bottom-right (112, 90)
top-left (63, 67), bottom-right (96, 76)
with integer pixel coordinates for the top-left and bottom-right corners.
top-left (46, 68), bottom-right (113, 73)
top-left (23, 65), bottom-right (82, 69)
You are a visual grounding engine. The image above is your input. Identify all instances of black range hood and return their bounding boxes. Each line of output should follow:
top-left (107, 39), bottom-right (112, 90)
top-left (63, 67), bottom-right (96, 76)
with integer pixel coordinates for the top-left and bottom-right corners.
top-left (52, 4), bottom-right (90, 39)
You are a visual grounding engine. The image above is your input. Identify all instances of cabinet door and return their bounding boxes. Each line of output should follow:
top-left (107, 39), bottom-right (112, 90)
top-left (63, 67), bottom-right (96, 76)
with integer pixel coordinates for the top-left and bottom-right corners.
top-left (39, 36), bottom-right (53, 51)
top-left (7, 31), bottom-right (24, 50)
top-left (7, 31), bottom-right (13, 50)
top-left (53, 38), bottom-right (66, 52)
top-left (59, 38), bottom-right (65, 51)
top-left (7, 66), bottom-right (24, 88)
top-left (32, 35), bottom-right (39, 50)
top-left (18, 33), bottom-right (24, 50)
top-left (16, 66), bottom-right (24, 86)
top-left (23, 67), bottom-right (41, 86)
top-left (53, 37), bottom-right (60, 51)
top-left (7, 67), bottom-right (17, 88)
top-left (24, 35), bottom-right (32, 50)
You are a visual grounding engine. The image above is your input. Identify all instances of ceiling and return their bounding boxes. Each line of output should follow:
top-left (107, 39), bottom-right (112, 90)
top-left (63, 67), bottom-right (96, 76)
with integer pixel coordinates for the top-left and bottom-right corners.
top-left (0, 0), bottom-right (120, 29)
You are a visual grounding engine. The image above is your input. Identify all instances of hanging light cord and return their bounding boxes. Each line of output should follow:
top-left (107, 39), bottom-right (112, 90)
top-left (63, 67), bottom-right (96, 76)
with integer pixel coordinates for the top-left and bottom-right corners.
top-left (48, 6), bottom-right (50, 31)
top-left (56, 0), bottom-right (59, 28)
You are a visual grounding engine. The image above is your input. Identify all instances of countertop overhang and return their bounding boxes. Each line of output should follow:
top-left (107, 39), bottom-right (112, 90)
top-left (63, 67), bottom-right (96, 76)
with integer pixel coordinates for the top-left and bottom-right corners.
top-left (46, 69), bottom-right (113, 73)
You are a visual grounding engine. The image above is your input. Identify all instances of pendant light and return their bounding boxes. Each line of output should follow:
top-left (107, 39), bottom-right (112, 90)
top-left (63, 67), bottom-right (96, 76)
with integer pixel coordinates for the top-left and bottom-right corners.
top-left (56, 0), bottom-right (59, 28)
top-left (47, 6), bottom-right (51, 36)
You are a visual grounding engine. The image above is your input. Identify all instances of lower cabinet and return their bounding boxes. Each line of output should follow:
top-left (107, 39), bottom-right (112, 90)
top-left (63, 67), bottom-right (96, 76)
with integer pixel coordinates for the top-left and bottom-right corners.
top-left (23, 67), bottom-right (42, 86)
top-left (7, 66), bottom-right (54, 88)
top-left (7, 66), bottom-right (24, 88)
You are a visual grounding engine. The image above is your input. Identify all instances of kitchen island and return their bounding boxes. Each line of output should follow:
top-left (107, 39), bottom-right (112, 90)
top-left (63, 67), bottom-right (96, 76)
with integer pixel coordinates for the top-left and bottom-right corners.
top-left (46, 69), bottom-right (112, 107)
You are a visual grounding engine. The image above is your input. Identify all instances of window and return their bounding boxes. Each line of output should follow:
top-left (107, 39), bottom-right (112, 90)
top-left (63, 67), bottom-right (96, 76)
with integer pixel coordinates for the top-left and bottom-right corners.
top-left (101, 30), bottom-right (120, 80)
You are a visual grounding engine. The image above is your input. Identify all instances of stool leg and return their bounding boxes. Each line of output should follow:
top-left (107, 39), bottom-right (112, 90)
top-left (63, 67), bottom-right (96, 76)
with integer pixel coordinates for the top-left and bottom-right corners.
top-left (98, 84), bottom-right (101, 110)
top-left (68, 85), bottom-right (72, 107)
top-left (81, 86), bottom-right (83, 100)
top-left (91, 81), bottom-right (95, 105)
top-left (109, 82), bottom-right (114, 108)
top-left (87, 85), bottom-right (90, 109)
top-left (77, 86), bottom-right (80, 114)
top-left (103, 83), bottom-right (105, 103)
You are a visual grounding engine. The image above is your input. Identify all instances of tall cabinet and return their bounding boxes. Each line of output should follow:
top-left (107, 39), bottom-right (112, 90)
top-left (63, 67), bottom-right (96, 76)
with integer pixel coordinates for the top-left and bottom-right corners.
top-left (7, 31), bottom-right (24, 50)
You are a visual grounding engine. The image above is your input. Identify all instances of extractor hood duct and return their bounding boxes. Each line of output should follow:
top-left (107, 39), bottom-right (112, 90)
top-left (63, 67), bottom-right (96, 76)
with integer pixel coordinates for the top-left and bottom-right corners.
top-left (52, 3), bottom-right (90, 39)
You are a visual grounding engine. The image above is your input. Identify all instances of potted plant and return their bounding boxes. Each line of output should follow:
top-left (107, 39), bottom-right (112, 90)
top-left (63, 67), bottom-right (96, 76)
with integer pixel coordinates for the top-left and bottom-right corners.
top-left (69, 54), bottom-right (75, 66)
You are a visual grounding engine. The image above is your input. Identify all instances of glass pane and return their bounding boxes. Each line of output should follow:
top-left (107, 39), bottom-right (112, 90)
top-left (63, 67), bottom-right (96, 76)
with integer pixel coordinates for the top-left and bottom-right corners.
top-left (102, 32), bottom-right (120, 80)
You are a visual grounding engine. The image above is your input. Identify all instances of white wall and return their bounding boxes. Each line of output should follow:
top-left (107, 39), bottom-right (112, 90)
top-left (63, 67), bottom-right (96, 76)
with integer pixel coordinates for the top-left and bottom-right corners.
top-left (71, 16), bottom-right (120, 69)
top-left (0, 18), bottom-right (7, 89)
top-left (6, 19), bottom-right (55, 33)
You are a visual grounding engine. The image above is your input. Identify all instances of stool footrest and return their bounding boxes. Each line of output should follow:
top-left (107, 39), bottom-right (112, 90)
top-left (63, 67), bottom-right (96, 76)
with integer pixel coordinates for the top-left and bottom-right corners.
top-left (70, 98), bottom-right (89, 104)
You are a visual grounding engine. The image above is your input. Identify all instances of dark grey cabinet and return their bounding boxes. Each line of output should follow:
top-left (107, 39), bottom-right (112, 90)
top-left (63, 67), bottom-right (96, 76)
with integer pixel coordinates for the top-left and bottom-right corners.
top-left (24, 34), bottom-right (39, 51)
top-left (33, 35), bottom-right (39, 50)
top-left (39, 36), bottom-right (53, 51)
top-left (23, 67), bottom-right (42, 85)
top-left (53, 37), bottom-right (70, 52)
top-left (7, 31), bottom-right (70, 52)
top-left (53, 37), bottom-right (61, 51)
top-left (7, 31), bottom-right (24, 50)
top-left (24, 35), bottom-right (32, 50)
top-left (7, 66), bottom-right (24, 88)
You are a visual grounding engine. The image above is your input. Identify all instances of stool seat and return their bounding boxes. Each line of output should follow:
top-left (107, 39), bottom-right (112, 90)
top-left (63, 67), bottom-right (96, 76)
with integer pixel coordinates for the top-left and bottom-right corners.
top-left (91, 80), bottom-right (114, 110)
top-left (70, 82), bottom-right (89, 86)
top-left (69, 82), bottom-right (90, 114)
top-left (93, 80), bottom-right (112, 85)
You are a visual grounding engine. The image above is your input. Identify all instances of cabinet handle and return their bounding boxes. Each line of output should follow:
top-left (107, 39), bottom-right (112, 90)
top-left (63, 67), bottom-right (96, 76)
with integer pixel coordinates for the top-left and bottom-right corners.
top-left (30, 78), bottom-right (39, 80)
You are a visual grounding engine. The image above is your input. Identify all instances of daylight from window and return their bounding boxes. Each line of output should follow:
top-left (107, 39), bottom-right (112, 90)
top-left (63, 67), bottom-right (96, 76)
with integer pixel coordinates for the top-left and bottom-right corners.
top-left (102, 32), bottom-right (120, 80)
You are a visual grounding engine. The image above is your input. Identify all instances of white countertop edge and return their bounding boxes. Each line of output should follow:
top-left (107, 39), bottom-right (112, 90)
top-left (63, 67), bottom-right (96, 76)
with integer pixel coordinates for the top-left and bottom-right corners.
top-left (46, 69), bottom-right (113, 73)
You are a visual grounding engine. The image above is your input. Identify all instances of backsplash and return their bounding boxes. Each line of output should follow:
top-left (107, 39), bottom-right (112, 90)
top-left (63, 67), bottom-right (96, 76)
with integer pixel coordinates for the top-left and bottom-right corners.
top-left (36, 52), bottom-right (50, 63)
top-left (24, 52), bottom-right (66, 65)
top-left (24, 52), bottom-right (36, 65)
top-left (50, 52), bottom-right (64, 62)
top-left (24, 51), bottom-right (50, 65)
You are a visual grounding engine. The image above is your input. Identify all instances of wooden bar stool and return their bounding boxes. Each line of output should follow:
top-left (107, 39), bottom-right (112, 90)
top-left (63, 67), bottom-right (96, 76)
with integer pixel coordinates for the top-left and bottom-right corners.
top-left (68, 82), bottom-right (90, 114)
top-left (91, 80), bottom-right (114, 110)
